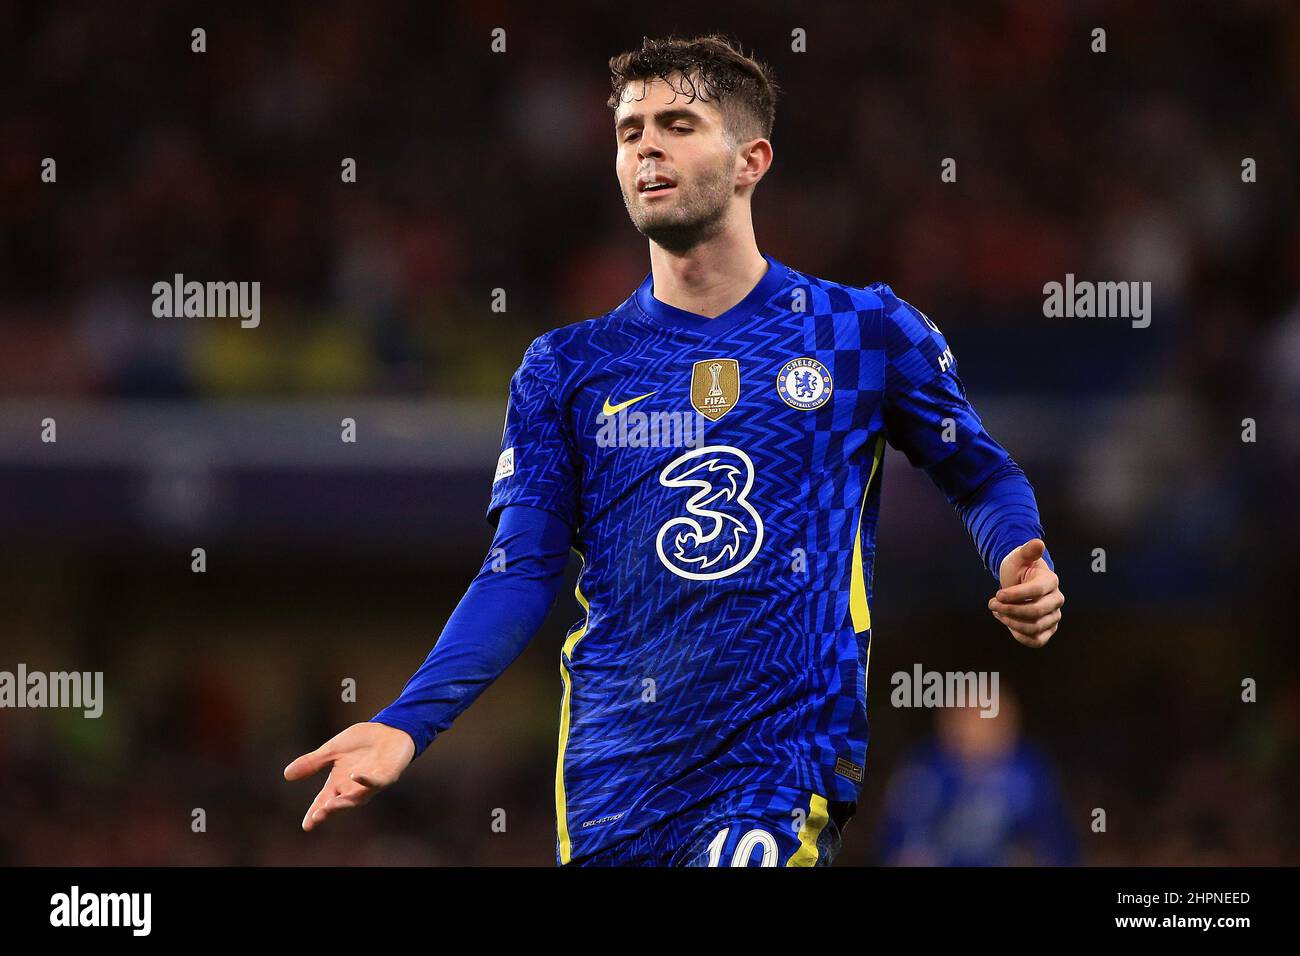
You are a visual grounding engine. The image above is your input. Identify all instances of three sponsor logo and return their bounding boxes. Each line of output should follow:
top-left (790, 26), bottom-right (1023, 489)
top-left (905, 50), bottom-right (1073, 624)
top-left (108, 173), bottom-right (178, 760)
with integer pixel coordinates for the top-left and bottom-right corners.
top-left (498, 354), bottom-right (837, 580)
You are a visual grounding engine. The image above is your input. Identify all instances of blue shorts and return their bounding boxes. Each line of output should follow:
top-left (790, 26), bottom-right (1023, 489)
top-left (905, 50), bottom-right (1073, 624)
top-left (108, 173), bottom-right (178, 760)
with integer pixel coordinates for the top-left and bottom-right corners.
top-left (564, 786), bottom-right (855, 867)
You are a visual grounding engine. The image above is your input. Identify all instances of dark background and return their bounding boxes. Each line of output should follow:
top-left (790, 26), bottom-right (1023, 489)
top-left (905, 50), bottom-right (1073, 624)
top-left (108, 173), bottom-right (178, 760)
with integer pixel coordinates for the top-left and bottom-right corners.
top-left (0, 0), bottom-right (1295, 865)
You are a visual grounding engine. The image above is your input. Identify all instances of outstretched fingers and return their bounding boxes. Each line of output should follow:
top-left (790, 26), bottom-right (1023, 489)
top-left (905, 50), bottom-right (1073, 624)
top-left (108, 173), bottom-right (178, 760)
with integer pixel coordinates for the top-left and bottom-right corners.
top-left (302, 780), bottom-right (342, 831)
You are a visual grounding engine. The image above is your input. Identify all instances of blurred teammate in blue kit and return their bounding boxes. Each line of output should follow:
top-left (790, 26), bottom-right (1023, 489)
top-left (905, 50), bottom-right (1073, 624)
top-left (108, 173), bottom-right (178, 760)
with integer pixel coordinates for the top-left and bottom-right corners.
top-left (879, 690), bottom-right (1080, 866)
top-left (286, 34), bottom-right (1064, 866)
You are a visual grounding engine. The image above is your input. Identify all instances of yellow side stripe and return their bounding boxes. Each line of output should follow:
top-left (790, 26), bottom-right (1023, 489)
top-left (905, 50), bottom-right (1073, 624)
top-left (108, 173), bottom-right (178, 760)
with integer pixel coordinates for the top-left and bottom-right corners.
top-left (786, 794), bottom-right (831, 867)
top-left (555, 558), bottom-right (590, 866)
top-left (849, 434), bottom-right (886, 634)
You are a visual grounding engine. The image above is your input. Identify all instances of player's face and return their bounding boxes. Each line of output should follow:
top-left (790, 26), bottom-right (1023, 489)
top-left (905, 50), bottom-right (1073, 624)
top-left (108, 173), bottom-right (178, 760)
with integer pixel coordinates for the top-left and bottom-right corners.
top-left (614, 76), bottom-right (739, 251)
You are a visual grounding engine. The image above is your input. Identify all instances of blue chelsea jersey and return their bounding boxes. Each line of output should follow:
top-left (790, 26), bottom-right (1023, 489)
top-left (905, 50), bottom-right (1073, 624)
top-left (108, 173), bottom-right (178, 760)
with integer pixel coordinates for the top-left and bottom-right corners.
top-left (488, 253), bottom-right (996, 864)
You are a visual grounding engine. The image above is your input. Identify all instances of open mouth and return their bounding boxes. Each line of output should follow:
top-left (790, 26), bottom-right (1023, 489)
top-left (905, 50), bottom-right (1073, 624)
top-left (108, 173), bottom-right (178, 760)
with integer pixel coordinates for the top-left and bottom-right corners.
top-left (637, 176), bottom-right (677, 196)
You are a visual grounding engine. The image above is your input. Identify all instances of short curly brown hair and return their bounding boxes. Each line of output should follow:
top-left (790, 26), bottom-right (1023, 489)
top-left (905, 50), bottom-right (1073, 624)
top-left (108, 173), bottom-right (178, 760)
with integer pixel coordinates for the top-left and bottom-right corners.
top-left (607, 34), bottom-right (779, 145)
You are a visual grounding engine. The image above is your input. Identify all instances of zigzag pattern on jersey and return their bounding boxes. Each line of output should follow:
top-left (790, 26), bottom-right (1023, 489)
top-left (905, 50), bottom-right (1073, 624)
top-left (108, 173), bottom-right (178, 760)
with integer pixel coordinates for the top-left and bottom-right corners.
top-left (526, 271), bottom-right (902, 860)
top-left (481, 254), bottom-right (978, 863)
top-left (488, 333), bottom-right (582, 526)
top-left (550, 292), bottom-right (814, 847)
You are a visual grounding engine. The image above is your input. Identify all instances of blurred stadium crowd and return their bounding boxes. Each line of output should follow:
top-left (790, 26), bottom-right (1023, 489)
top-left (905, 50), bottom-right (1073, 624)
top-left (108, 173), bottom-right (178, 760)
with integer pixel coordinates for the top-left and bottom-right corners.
top-left (0, 1), bottom-right (1296, 864)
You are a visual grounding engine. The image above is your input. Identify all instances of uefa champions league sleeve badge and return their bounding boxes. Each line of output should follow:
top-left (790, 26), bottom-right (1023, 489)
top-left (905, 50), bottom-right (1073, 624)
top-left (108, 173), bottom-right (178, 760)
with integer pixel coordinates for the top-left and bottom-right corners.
top-left (776, 357), bottom-right (833, 410)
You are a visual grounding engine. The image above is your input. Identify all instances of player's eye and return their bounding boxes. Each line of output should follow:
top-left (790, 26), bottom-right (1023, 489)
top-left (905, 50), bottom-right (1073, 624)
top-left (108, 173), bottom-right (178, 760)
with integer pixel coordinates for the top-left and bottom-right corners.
top-left (671, 126), bottom-right (692, 133)
top-left (622, 130), bottom-right (641, 142)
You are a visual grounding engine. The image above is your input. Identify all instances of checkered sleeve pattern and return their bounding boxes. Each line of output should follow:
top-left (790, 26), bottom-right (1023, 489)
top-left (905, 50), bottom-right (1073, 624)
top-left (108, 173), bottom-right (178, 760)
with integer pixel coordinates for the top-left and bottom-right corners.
top-left (878, 287), bottom-right (1008, 495)
top-left (877, 287), bottom-right (1053, 578)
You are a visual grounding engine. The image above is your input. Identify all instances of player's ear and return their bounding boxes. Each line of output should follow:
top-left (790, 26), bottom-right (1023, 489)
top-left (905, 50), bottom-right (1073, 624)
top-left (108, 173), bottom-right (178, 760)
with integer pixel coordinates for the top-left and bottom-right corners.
top-left (736, 137), bottom-right (773, 188)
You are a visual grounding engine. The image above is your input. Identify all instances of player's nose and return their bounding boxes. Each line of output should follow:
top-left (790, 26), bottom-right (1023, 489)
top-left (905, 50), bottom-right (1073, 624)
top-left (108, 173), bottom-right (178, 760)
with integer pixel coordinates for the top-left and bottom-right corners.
top-left (637, 132), bottom-right (665, 160)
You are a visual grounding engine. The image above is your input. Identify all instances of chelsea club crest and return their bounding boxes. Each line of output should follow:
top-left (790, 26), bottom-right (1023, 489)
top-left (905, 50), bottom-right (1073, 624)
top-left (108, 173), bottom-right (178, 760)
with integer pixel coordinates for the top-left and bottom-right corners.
top-left (776, 357), bottom-right (833, 410)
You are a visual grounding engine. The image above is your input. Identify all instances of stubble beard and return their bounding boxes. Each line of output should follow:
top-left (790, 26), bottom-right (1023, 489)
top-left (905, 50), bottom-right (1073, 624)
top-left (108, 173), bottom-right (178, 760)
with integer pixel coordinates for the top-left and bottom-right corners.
top-left (622, 153), bottom-right (736, 253)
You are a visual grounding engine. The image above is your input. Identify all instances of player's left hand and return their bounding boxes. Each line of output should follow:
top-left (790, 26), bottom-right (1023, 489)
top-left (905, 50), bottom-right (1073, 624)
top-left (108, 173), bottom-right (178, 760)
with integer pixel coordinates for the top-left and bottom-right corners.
top-left (989, 538), bottom-right (1063, 648)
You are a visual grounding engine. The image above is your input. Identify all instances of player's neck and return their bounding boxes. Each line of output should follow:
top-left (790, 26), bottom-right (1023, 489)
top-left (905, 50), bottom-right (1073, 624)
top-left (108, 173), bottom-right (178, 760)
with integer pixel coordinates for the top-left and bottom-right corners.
top-left (647, 231), bottom-right (768, 320)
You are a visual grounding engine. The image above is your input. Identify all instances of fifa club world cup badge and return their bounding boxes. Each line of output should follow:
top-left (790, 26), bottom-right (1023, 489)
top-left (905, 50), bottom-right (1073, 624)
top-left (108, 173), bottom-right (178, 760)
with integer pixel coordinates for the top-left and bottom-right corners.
top-left (777, 357), bottom-right (833, 410)
top-left (691, 358), bottom-right (741, 422)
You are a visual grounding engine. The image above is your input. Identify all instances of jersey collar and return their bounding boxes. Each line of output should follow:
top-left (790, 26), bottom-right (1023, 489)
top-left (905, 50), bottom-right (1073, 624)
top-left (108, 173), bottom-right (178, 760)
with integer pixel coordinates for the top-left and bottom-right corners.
top-left (634, 253), bottom-right (790, 336)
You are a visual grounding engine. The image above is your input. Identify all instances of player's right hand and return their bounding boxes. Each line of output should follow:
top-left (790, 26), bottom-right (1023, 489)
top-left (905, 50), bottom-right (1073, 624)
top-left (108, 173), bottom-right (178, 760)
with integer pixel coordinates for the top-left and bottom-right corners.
top-left (284, 721), bottom-right (416, 831)
top-left (990, 538), bottom-right (1063, 648)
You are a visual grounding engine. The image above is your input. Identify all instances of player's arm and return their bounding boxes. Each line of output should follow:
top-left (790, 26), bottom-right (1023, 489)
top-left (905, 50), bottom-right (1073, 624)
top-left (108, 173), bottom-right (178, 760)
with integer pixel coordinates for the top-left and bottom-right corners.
top-left (286, 334), bottom-right (582, 829)
top-left (877, 290), bottom-right (1063, 648)
top-left (284, 503), bottom-right (571, 830)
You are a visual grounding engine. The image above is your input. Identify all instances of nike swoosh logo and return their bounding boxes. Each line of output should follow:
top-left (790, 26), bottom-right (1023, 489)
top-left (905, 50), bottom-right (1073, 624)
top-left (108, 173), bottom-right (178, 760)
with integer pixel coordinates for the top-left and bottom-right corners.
top-left (602, 391), bottom-right (656, 415)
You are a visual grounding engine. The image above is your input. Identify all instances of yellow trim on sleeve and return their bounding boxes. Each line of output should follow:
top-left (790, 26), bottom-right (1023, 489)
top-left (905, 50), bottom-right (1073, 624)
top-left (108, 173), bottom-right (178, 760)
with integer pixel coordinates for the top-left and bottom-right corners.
top-left (555, 559), bottom-right (590, 865)
top-left (786, 794), bottom-right (831, 867)
top-left (849, 434), bottom-right (886, 634)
